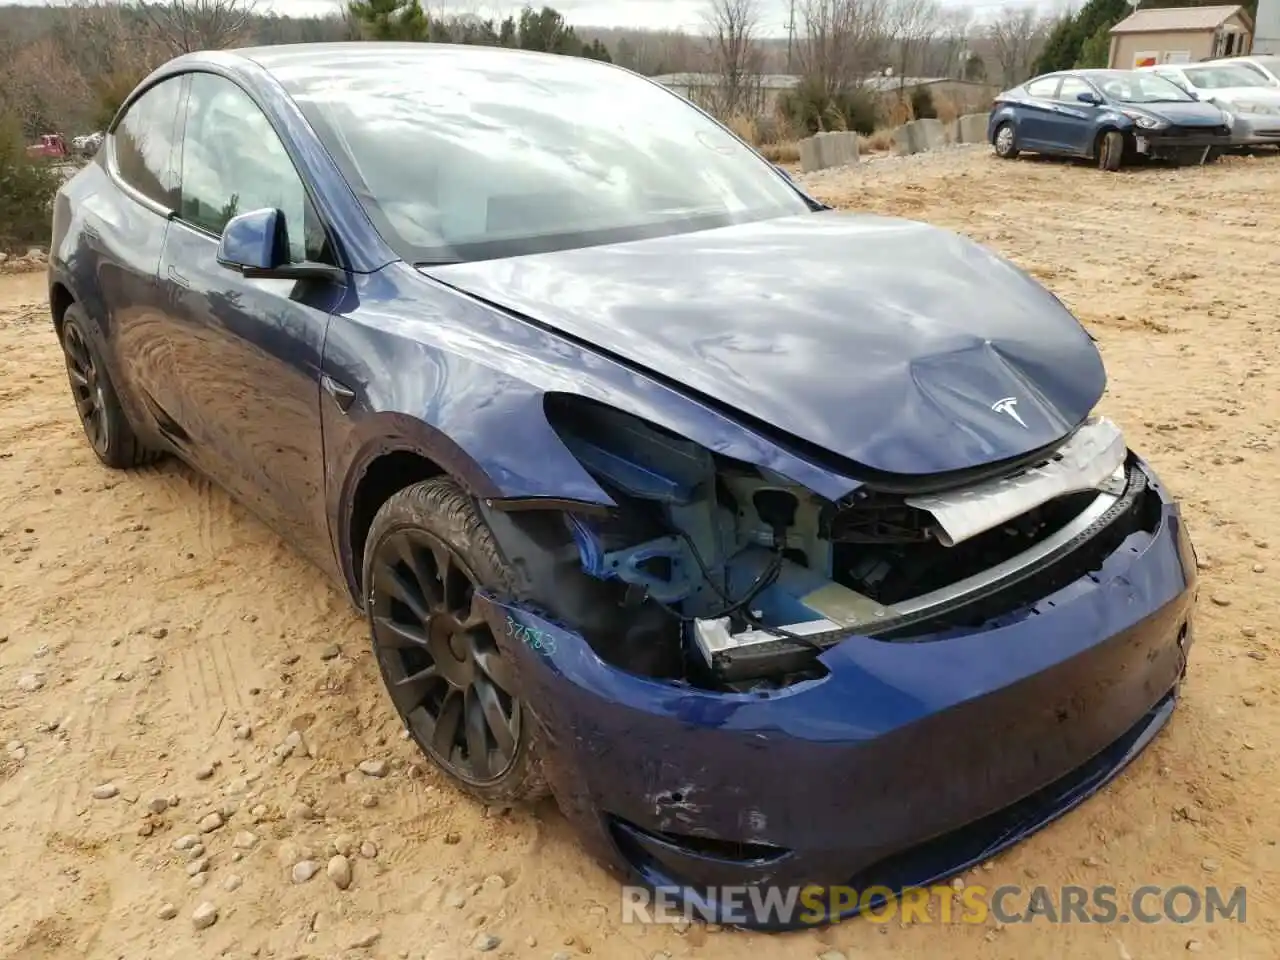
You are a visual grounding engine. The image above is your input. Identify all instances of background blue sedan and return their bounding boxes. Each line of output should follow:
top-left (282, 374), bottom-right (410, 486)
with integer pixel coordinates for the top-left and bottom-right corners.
top-left (988, 69), bottom-right (1234, 170)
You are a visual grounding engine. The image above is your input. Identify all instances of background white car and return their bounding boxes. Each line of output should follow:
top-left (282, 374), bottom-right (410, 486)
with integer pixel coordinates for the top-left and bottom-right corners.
top-left (1139, 61), bottom-right (1280, 146)
top-left (1227, 55), bottom-right (1280, 87)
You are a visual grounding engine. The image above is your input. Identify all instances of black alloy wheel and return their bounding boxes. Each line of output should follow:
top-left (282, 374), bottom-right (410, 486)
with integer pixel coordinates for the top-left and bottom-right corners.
top-left (368, 527), bottom-right (521, 786)
top-left (62, 320), bottom-right (110, 458)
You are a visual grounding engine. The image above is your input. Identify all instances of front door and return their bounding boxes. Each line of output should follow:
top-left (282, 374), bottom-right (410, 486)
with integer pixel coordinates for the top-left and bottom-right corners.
top-left (155, 71), bottom-right (345, 569)
top-left (1046, 76), bottom-right (1103, 155)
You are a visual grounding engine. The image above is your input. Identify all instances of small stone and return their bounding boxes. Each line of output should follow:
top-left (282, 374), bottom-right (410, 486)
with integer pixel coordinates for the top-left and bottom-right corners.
top-left (194, 765), bottom-right (214, 781)
top-left (552, 954), bottom-right (571, 960)
top-left (187, 857), bottom-right (210, 876)
top-left (232, 830), bottom-right (257, 850)
top-left (951, 876), bottom-right (964, 890)
top-left (281, 653), bottom-right (300, 665)
top-left (157, 902), bottom-right (178, 921)
top-left (333, 834), bottom-right (356, 857)
top-left (481, 874), bottom-right (506, 892)
top-left (360, 794), bottom-right (378, 809)
top-left (185, 843), bottom-right (206, 860)
top-left (1249, 650), bottom-right (1267, 661)
top-left (17, 673), bottom-right (44, 693)
top-left (233, 724), bottom-right (253, 740)
top-left (150, 626), bottom-right (169, 639)
top-left (287, 801), bottom-right (315, 822)
top-left (672, 919), bottom-right (691, 934)
top-left (1083, 856), bottom-right (1100, 867)
top-left (1253, 563), bottom-right (1265, 573)
top-left (147, 797), bottom-right (169, 815)
top-left (92, 783), bottom-right (119, 800)
top-left (445, 891), bottom-right (466, 908)
top-left (817, 951), bottom-right (848, 960)
top-left (443, 831), bottom-right (461, 845)
top-left (1201, 857), bottom-right (1220, 872)
top-left (359, 840), bottom-right (378, 859)
top-left (1118, 943), bottom-right (1133, 960)
top-left (137, 822), bottom-right (154, 837)
top-left (358, 759), bottom-right (388, 778)
top-left (173, 834), bottom-right (200, 851)
top-left (1186, 940), bottom-right (1203, 952)
top-left (188, 873), bottom-right (207, 888)
top-left (198, 811), bottom-right (225, 833)
top-left (292, 860), bottom-right (321, 884)
top-left (473, 933), bottom-right (501, 952)
top-left (250, 804), bottom-right (268, 820)
top-left (319, 644), bottom-right (340, 660)
top-left (1242, 626), bottom-right (1258, 638)
top-left (1175, 803), bottom-right (1203, 823)
top-left (1210, 594), bottom-right (1231, 607)
top-left (191, 901), bottom-right (218, 930)
top-left (347, 929), bottom-right (381, 949)
top-left (525, 935), bottom-right (537, 947)
top-left (327, 854), bottom-right (353, 890)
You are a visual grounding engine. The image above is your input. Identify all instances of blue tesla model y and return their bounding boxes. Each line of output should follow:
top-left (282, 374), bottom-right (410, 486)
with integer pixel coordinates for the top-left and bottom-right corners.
top-left (47, 42), bottom-right (1198, 928)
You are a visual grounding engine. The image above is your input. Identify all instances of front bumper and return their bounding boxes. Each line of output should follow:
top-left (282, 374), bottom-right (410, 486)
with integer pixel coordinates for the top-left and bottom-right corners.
top-left (1227, 115), bottom-right (1280, 145)
top-left (484, 456), bottom-right (1197, 929)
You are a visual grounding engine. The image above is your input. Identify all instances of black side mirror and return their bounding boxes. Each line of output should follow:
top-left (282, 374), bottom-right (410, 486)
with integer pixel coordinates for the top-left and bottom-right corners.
top-left (217, 207), bottom-right (343, 282)
top-left (1076, 91), bottom-right (1102, 105)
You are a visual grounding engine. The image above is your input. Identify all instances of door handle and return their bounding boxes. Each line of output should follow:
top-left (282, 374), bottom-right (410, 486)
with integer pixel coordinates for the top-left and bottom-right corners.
top-left (166, 265), bottom-right (190, 288)
top-left (321, 374), bottom-right (356, 411)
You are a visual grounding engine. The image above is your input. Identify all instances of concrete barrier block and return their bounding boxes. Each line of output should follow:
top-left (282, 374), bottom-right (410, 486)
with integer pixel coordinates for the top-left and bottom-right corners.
top-left (912, 118), bottom-right (947, 151)
top-left (799, 130), bottom-right (860, 171)
top-left (891, 123), bottom-right (917, 156)
top-left (955, 112), bottom-right (989, 144)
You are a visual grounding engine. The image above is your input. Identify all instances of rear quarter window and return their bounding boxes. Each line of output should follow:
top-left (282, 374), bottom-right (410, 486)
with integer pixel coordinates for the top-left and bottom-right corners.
top-left (112, 77), bottom-right (184, 209)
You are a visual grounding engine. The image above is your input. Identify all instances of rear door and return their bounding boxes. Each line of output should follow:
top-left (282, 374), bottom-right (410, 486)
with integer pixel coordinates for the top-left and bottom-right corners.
top-left (1016, 76), bottom-right (1064, 149)
top-left (154, 71), bottom-right (345, 567)
top-left (85, 75), bottom-right (186, 433)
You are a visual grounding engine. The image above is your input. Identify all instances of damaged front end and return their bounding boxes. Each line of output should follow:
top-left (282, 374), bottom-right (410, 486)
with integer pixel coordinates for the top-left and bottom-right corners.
top-left (481, 394), bottom-right (1155, 691)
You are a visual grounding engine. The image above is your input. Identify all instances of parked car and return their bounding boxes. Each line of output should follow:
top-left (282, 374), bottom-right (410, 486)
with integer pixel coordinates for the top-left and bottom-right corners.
top-left (1140, 61), bottom-right (1280, 147)
top-left (26, 133), bottom-right (69, 160)
top-left (1225, 54), bottom-right (1280, 86)
top-left (989, 69), bottom-right (1233, 170)
top-left (48, 43), bottom-right (1198, 927)
top-left (71, 132), bottom-right (104, 156)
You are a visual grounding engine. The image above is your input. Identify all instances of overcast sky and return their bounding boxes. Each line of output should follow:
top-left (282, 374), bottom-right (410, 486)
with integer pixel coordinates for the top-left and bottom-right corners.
top-left (0, 0), bottom-right (1052, 36)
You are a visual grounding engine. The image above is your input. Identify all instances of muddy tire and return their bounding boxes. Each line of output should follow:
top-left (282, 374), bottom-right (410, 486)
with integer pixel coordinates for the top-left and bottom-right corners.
top-left (59, 303), bottom-right (163, 469)
top-left (363, 477), bottom-right (548, 804)
top-left (1097, 129), bottom-right (1125, 172)
top-left (993, 122), bottom-right (1019, 159)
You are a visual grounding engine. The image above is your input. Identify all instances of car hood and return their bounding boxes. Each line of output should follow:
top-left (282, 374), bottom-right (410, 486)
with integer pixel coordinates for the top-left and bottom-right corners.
top-left (425, 212), bottom-right (1106, 479)
top-left (1133, 100), bottom-right (1230, 125)
top-left (1194, 86), bottom-right (1280, 106)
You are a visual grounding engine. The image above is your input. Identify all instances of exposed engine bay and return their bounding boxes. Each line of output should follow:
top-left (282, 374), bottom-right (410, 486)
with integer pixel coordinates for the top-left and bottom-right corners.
top-left (489, 397), bottom-right (1157, 692)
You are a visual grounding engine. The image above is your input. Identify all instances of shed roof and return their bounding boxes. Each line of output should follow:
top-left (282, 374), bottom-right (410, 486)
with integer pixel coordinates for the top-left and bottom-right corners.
top-left (1109, 5), bottom-right (1252, 35)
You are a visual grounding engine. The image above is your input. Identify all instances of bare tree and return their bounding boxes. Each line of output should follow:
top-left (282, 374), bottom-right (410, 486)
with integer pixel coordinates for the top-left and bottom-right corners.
top-left (885, 0), bottom-right (941, 100)
top-left (986, 6), bottom-right (1045, 88)
top-left (926, 6), bottom-right (972, 79)
top-left (795, 0), bottom-right (886, 101)
top-left (139, 0), bottom-right (261, 55)
top-left (702, 0), bottom-right (764, 119)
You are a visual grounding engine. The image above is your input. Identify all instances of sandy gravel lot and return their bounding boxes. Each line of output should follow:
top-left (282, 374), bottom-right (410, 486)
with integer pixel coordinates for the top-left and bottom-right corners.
top-left (2, 148), bottom-right (1279, 960)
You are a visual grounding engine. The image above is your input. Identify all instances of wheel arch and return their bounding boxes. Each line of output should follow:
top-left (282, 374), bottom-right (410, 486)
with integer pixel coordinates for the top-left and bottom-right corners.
top-left (1092, 123), bottom-right (1127, 158)
top-left (50, 281), bottom-right (76, 339)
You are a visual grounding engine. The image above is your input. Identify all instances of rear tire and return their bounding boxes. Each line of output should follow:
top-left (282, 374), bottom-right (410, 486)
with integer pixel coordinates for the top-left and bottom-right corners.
top-left (363, 477), bottom-right (548, 804)
top-left (993, 122), bottom-right (1019, 159)
top-left (59, 303), bottom-right (162, 469)
top-left (1097, 129), bottom-right (1124, 172)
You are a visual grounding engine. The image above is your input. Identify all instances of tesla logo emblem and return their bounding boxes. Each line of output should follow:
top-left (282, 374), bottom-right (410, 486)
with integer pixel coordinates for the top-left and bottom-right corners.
top-left (991, 396), bottom-right (1028, 428)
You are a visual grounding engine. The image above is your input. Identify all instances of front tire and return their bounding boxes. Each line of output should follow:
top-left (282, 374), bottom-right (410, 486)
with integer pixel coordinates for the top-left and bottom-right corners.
top-left (59, 303), bottom-right (162, 469)
top-left (363, 477), bottom-right (548, 804)
top-left (993, 121), bottom-right (1019, 159)
top-left (1097, 129), bottom-right (1125, 171)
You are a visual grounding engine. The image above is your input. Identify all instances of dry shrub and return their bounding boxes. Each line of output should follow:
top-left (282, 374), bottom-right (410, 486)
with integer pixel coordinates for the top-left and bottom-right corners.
top-left (933, 91), bottom-right (960, 124)
top-left (858, 129), bottom-right (894, 153)
top-left (884, 97), bottom-right (913, 127)
top-left (725, 114), bottom-right (759, 145)
top-left (758, 141), bottom-right (801, 163)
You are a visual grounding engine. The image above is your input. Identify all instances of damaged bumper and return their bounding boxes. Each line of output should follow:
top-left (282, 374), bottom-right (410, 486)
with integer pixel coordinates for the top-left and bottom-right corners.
top-left (479, 456), bottom-right (1197, 928)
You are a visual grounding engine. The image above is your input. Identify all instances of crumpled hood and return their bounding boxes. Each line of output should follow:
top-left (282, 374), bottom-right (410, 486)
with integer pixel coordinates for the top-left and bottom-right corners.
top-left (425, 211), bottom-right (1106, 478)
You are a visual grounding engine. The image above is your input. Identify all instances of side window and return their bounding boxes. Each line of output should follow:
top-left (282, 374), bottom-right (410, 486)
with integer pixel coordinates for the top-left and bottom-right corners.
top-left (112, 78), bottom-right (183, 208)
top-left (1025, 77), bottom-right (1060, 99)
top-left (1057, 78), bottom-right (1094, 101)
top-left (178, 73), bottom-right (327, 263)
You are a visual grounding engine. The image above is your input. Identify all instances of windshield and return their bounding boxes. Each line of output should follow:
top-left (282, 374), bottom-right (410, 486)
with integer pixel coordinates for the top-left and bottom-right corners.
top-left (1093, 72), bottom-right (1194, 103)
top-left (1240, 57), bottom-right (1280, 84)
top-left (273, 46), bottom-right (810, 264)
top-left (1183, 64), bottom-right (1270, 89)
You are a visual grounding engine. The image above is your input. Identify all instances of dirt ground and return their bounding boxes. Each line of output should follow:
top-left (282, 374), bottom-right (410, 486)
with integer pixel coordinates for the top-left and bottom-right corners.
top-left (2, 148), bottom-right (1279, 960)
